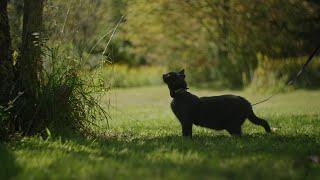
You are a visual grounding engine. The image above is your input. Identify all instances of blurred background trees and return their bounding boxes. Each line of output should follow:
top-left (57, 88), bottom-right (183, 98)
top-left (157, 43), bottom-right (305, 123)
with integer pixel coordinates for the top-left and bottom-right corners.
top-left (6, 0), bottom-right (320, 90)
top-left (122, 0), bottom-right (320, 89)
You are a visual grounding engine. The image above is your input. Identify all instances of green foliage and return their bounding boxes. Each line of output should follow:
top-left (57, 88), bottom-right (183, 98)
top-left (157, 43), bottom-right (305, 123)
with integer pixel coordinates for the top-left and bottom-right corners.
top-left (95, 64), bottom-right (165, 88)
top-left (8, 0), bottom-right (319, 89)
top-left (186, 56), bottom-right (251, 89)
top-left (44, 0), bottom-right (108, 57)
top-left (3, 47), bottom-right (108, 138)
top-left (37, 47), bottom-right (108, 136)
top-left (2, 87), bottom-right (320, 179)
top-left (0, 106), bottom-right (10, 140)
top-left (249, 55), bottom-right (320, 93)
top-left (121, 0), bottom-right (320, 88)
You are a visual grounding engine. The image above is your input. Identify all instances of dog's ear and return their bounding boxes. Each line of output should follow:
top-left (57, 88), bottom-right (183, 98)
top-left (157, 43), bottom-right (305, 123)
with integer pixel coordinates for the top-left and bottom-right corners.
top-left (179, 69), bottom-right (185, 78)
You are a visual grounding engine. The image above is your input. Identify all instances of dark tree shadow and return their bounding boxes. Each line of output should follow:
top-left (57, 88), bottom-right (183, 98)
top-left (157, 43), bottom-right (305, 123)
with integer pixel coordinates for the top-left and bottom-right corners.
top-left (0, 143), bottom-right (20, 179)
top-left (10, 131), bottom-right (320, 179)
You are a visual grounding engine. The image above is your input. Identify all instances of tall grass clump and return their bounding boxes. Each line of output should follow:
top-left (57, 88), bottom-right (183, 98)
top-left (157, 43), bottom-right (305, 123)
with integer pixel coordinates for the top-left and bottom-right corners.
top-left (249, 54), bottom-right (320, 93)
top-left (40, 47), bottom-right (109, 136)
top-left (2, 47), bottom-right (108, 138)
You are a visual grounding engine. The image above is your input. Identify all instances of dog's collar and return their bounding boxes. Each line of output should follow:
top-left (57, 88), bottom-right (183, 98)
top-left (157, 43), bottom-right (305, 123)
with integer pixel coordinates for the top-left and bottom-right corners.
top-left (174, 88), bottom-right (187, 94)
top-left (171, 88), bottom-right (188, 98)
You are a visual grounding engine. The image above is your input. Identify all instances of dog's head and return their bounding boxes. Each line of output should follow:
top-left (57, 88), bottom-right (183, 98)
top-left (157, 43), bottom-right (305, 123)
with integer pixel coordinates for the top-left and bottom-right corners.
top-left (163, 69), bottom-right (187, 92)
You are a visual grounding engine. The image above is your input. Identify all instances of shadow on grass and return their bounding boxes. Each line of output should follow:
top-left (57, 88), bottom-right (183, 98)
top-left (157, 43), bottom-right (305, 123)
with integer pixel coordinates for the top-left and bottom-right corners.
top-left (101, 133), bottom-right (320, 177)
top-left (103, 134), bottom-right (319, 159)
top-left (4, 111), bottom-right (320, 179)
top-left (8, 132), bottom-right (320, 179)
top-left (0, 143), bottom-right (20, 179)
top-left (86, 133), bottom-right (320, 178)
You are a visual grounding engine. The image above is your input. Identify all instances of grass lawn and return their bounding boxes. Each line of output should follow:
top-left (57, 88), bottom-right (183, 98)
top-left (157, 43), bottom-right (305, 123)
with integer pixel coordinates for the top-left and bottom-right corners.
top-left (1, 86), bottom-right (320, 179)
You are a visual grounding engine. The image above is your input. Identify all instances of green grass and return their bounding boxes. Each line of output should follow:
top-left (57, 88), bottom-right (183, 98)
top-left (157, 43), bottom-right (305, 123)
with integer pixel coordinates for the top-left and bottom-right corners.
top-left (2, 86), bottom-right (320, 179)
top-left (94, 65), bottom-right (166, 88)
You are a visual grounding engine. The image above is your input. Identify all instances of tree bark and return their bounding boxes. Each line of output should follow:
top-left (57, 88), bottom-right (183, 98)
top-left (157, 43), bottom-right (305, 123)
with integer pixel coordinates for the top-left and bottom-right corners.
top-left (0, 0), bottom-right (14, 105)
top-left (20, 0), bottom-right (44, 98)
top-left (17, 0), bottom-right (45, 135)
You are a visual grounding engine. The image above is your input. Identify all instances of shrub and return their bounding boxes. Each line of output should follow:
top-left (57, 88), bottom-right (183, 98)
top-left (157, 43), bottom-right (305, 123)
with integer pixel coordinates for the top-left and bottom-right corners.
top-left (186, 55), bottom-right (254, 90)
top-left (1, 47), bottom-right (108, 138)
top-left (249, 54), bottom-right (320, 93)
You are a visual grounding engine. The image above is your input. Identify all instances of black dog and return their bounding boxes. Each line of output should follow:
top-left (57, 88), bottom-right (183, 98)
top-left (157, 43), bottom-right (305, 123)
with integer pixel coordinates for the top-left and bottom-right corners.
top-left (163, 70), bottom-right (271, 137)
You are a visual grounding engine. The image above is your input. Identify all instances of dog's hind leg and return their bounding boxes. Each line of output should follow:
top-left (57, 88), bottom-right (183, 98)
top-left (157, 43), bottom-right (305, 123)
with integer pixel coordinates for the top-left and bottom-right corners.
top-left (226, 125), bottom-right (242, 136)
top-left (248, 111), bottom-right (271, 133)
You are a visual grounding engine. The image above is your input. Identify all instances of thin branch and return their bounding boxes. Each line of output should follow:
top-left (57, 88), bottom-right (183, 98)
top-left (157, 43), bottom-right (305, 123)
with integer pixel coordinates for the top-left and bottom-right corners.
top-left (102, 15), bottom-right (125, 56)
top-left (61, 1), bottom-right (72, 34)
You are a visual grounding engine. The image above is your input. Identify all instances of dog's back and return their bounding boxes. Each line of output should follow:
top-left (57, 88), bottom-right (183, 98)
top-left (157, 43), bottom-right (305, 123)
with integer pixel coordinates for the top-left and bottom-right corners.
top-left (195, 95), bottom-right (251, 129)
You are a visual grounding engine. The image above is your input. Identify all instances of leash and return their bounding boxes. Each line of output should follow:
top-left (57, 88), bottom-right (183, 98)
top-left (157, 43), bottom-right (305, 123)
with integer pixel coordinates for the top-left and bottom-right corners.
top-left (252, 46), bottom-right (320, 106)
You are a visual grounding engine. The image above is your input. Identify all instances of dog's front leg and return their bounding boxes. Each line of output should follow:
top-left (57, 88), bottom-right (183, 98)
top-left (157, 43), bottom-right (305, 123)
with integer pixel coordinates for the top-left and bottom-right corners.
top-left (181, 121), bottom-right (193, 137)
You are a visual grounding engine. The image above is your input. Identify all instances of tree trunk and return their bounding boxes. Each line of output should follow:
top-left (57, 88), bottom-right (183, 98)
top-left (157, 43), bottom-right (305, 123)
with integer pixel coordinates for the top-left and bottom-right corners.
top-left (0, 0), bottom-right (14, 105)
top-left (20, 0), bottom-right (44, 98)
top-left (17, 0), bottom-right (44, 135)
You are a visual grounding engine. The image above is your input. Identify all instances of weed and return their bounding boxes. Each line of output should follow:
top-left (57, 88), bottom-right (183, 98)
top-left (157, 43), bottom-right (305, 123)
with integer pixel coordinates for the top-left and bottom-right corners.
top-left (5, 47), bottom-right (109, 137)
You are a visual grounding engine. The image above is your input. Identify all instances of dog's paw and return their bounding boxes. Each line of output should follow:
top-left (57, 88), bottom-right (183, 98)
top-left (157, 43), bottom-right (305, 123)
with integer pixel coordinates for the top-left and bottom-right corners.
top-left (270, 127), bottom-right (279, 133)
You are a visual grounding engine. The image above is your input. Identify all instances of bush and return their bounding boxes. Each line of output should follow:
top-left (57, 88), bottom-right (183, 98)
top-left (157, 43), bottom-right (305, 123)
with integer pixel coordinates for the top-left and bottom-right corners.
top-left (95, 64), bottom-right (166, 88)
top-left (1, 47), bottom-right (108, 138)
top-left (249, 54), bottom-right (320, 93)
top-left (186, 55), bottom-right (254, 90)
